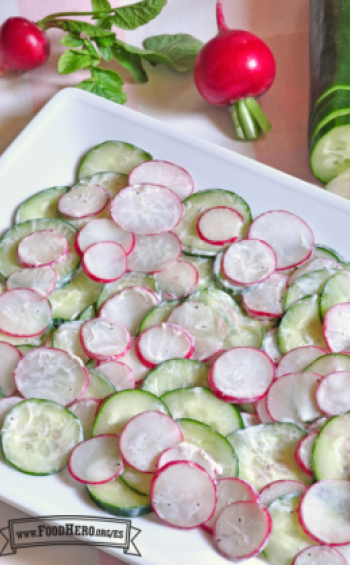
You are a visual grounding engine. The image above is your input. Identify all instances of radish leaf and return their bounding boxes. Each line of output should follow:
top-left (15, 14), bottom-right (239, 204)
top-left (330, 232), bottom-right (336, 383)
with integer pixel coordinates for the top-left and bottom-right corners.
top-left (109, 0), bottom-right (167, 30)
top-left (143, 34), bottom-right (203, 72)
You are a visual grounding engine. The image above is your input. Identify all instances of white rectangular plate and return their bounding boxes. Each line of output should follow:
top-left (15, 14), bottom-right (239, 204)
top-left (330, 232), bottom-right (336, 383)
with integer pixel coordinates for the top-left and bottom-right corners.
top-left (0, 88), bottom-right (348, 565)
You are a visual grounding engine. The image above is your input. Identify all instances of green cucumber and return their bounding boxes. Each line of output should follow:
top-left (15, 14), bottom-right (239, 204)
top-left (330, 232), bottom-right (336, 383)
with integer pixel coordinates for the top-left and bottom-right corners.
top-left (82, 368), bottom-right (116, 400)
top-left (305, 352), bottom-right (350, 375)
top-left (96, 272), bottom-right (160, 310)
top-left (310, 118), bottom-right (350, 183)
top-left (313, 244), bottom-right (343, 262)
top-left (15, 186), bottom-right (69, 223)
top-left (52, 321), bottom-right (89, 363)
top-left (50, 270), bottom-right (102, 323)
top-left (141, 359), bottom-right (209, 396)
top-left (137, 300), bottom-right (180, 335)
top-left (72, 172), bottom-right (128, 200)
top-left (78, 141), bottom-right (152, 179)
top-left (78, 304), bottom-right (96, 322)
top-left (320, 270), bottom-right (350, 319)
top-left (120, 464), bottom-right (154, 496)
top-left (284, 269), bottom-right (338, 310)
top-left (278, 294), bottom-right (326, 353)
top-left (312, 413), bottom-right (350, 480)
top-left (87, 477), bottom-right (152, 517)
top-left (180, 254), bottom-right (215, 291)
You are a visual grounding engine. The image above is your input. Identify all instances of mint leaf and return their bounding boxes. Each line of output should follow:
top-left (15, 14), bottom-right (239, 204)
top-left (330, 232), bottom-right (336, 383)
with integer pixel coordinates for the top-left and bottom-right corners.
top-left (112, 45), bottom-right (148, 83)
top-left (83, 39), bottom-right (100, 61)
top-left (110, 0), bottom-right (167, 30)
top-left (77, 79), bottom-right (127, 104)
top-left (58, 50), bottom-right (94, 74)
top-left (91, 0), bottom-right (111, 11)
top-left (143, 34), bottom-right (203, 71)
top-left (61, 20), bottom-right (115, 37)
top-left (60, 35), bottom-right (84, 48)
top-left (91, 67), bottom-right (124, 90)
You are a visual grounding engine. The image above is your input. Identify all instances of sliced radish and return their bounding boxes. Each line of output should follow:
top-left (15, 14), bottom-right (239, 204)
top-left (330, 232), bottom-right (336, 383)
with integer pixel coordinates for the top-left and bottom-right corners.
top-left (288, 257), bottom-right (343, 286)
top-left (80, 318), bottom-right (131, 361)
top-left (267, 372), bottom-right (322, 426)
top-left (0, 289), bottom-right (51, 337)
top-left (299, 480), bottom-right (350, 545)
top-left (110, 184), bottom-right (183, 235)
top-left (150, 461), bottom-right (216, 528)
top-left (209, 348), bottom-right (274, 403)
top-left (264, 328), bottom-right (283, 364)
top-left (204, 478), bottom-right (259, 532)
top-left (196, 207), bottom-right (244, 245)
top-left (98, 286), bottom-right (160, 337)
top-left (307, 416), bottom-right (329, 433)
top-left (68, 434), bottom-right (123, 484)
top-left (0, 397), bottom-right (23, 428)
top-left (127, 233), bottom-right (181, 274)
top-left (82, 241), bottom-right (127, 283)
top-left (96, 362), bottom-right (135, 391)
top-left (6, 267), bottom-right (57, 297)
top-left (292, 545), bottom-right (347, 565)
top-left (0, 342), bottom-right (22, 396)
top-left (295, 432), bottom-right (317, 477)
top-left (324, 303), bottom-right (350, 352)
top-left (69, 398), bottom-right (100, 439)
top-left (157, 441), bottom-right (221, 480)
top-left (247, 210), bottom-right (314, 271)
top-left (243, 273), bottom-right (288, 318)
top-left (167, 301), bottom-right (227, 362)
top-left (259, 480), bottom-right (307, 507)
top-left (213, 501), bottom-right (272, 561)
top-left (128, 160), bottom-right (194, 201)
top-left (58, 184), bottom-right (110, 219)
top-left (316, 371), bottom-right (350, 416)
top-left (76, 218), bottom-right (135, 256)
top-left (276, 346), bottom-right (328, 379)
top-left (17, 230), bottom-right (69, 268)
top-left (118, 337), bottom-right (149, 384)
top-left (135, 324), bottom-right (195, 368)
top-left (241, 412), bottom-right (260, 427)
top-left (155, 260), bottom-right (199, 298)
top-left (119, 411), bottom-right (183, 473)
top-left (14, 347), bottom-right (89, 406)
top-left (255, 396), bottom-right (273, 424)
top-left (223, 239), bottom-right (276, 286)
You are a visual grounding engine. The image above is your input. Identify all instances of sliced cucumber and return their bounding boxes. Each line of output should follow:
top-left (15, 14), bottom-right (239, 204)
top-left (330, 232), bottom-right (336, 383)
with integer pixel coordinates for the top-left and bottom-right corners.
top-left (320, 271), bottom-right (350, 319)
top-left (120, 464), bottom-right (154, 496)
top-left (227, 423), bottom-right (312, 491)
top-left (78, 141), bottom-right (152, 179)
top-left (177, 418), bottom-right (238, 478)
top-left (15, 186), bottom-right (69, 223)
top-left (52, 321), bottom-right (89, 363)
top-left (87, 477), bottom-right (152, 517)
top-left (312, 413), bottom-right (350, 480)
top-left (96, 272), bottom-right (160, 310)
top-left (0, 218), bottom-right (79, 286)
top-left (278, 294), bottom-right (326, 353)
top-left (137, 300), bottom-right (180, 335)
top-left (305, 352), bottom-right (350, 375)
top-left (174, 189), bottom-right (251, 256)
top-left (78, 304), bottom-right (96, 322)
top-left (50, 270), bottom-right (102, 323)
top-left (180, 254), bottom-right (215, 291)
top-left (310, 120), bottom-right (350, 183)
top-left (141, 359), bottom-right (209, 396)
top-left (285, 269), bottom-right (338, 310)
top-left (82, 368), bottom-right (116, 400)
top-left (1, 399), bottom-right (83, 475)
top-left (313, 244), bottom-right (343, 262)
top-left (161, 387), bottom-right (243, 436)
top-left (73, 172), bottom-right (128, 200)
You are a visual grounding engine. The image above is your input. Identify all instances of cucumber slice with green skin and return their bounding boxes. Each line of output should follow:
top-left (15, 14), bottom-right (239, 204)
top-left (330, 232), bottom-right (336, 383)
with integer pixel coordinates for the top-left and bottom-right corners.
top-left (91, 390), bottom-right (169, 437)
top-left (120, 464), bottom-right (154, 496)
top-left (179, 254), bottom-right (214, 291)
top-left (227, 423), bottom-right (313, 491)
top-left (313, 244), bottom-right (344, 262)
top-left (141, 359), bottom-right (209, 396)
top-left (78, 141), bottom-right (152, 179)
top-left (15, 187), bottom-right (69, 223)
top-left (1, 399), bottom-right (83, 475)
top-left (173, 189), bottom-right (252, 257)
top-left (0, 218), bottom-right (79, 287)
top-left (310, 109), bottom-right (350, 142)
top-left (96, 272), bottom-right (160, 310)
top-left (81, 368), bottom-right (116, 400)
top-left (278, 294), bottom-right (327, 354)
top-left (78, 304), bottom-right (96, 322)
top-left (312, 413), bottom-right (350, 480)
top-left (326, 167), bottom-right (350, 199)
top-left (137, 300), bottom-right (180, 335)
top-left (310, 120), bottom-right (350, 183)
top-left (87, 477), bottom-right (152, 517)
top-left (320, 271), bottom-right (350, 319)
top-left (309, 92), bottom-right (350, 135)
top-left (305, 352), bottom-right (350, 376)
top-left (285, 269), bottom-right (338, 311)
top-left (263, 494), bottom-right (315, 565)
top-left (52, 321), bottom-right (89, 363)
top-left (161, 387), bottom-right (243, 436)
top-left (72, 172), bottom-right (128, 201)
top-left (177, 418), bottom-right (238, 478)
top-left (50, 270), bottom-right (102, 323)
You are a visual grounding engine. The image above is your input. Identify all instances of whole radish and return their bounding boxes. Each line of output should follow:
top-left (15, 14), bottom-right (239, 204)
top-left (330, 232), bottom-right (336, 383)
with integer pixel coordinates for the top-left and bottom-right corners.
top-left (194, 0), bottom-right (276, 140)
top-left (0, 17), bottom-right (50, 73)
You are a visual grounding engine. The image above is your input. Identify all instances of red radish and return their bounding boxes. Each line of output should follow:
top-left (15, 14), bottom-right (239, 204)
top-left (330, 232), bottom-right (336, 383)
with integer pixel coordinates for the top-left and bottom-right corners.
top-left (17, 230), bottom-right (68, 268)
top-left (194, 0), bottom-right (276, 140)
top-left (58, 185), bottom-right (110, 219)
top-left (0, 289), bottom-right (52, 338)
top-left (0, 342), bottom-right (22, 397)
top-left (157, 441), bottom-right (221, 479)
top-left (68, 434), bottom-right (123, 484)
top-left (196, 207), bottom-right (244, 245)
top-left (69, 398), bottom-right (100, 439)
top-left (259, 480), bottom-right (307, 507)
top-left (0, 397), bottom-right (23, 428)
top-left (82, 241), bottom-right (127, 283)
top-left (0, 17), bottom-right (50, 73)
top-left (294, 432), bottom-right (316, 477)
top-left (135, 323), bottom-right (195, 368)
top-left (95, 361), bottom-right (135, 391)
top-left (80, 318), bottom-right (131, 362)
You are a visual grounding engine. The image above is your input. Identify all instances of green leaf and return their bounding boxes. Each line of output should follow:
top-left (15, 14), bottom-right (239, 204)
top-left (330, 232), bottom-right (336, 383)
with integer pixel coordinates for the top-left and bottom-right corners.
top-left (110, 0), bottom-right (167, 30)
top-left (91, 0), bottom-right (111, 11)
top-left (91, 67), bottom-right (124, 90)
top-left (60, 35), bottom-right (84, 48)
top-left (113, 38), bottom-right (170, 66)
top-left (112, 45), bottom-right (148, 83)
top-left (77, 79), bottom-right (127, 104)
top-left (58, 50), bottom-right (94, 74)
top-left (61, 20), bottom-right (115, 37)
top-left (143, 34), bottom-right (203, 71)
top-left (95, 35), bottom-right (115, 48)
top-left (83, 39), bottom-right (100, 61)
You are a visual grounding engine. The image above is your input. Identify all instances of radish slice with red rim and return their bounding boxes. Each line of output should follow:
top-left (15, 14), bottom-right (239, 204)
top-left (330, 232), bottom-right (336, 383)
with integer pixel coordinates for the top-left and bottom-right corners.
top-left (247, 210), bottom-right (314, 271)
top-left (197, 206), bottom-right (244, 245)
top-left (119, 411), bottom-right (183, 473)
top-left (223, 239), bottom-right (276, 285)
top-left (95, 361), bottom-right (135, 391)
top-left (58, 184), bottom-right (110, 219)
top-left (118, 338), bottom-right (149, 384)
top-left (259, 480), bottom-right (307, 507)
top-left (127, 233), bottom-right (181, 274)
top-left (157, 441), bottom-right (221, 479)
top-left (0, 289), bottom-right (51, 337)
top-left (80, 318), bottom-right (131, 361)
top-left (292, 545), bottom-right (347, 565)
top-left (298, 480), bottom-right (350, 545)
top-left (307, 416), bottom-right (329, 433)
top-left (295, 433), bottom-right (317, 477)
top-left (155, 260), bottom-right (199, 298)
top-left (128, 160), bottom-right (194, 201)
top-left (82, 241), bottom-right (127, 283)
top-left (324, 303), bottom-right (350, 352)
top-left (6, 267), bottom-right (57, 297)
top-left (110, 184), bottom-right (183, 235)
top-left (204, 478), bottom-right (259, 532)
top-left (264, 328), bottom-right (283, 364)
top-left (254, 396), bottom-right (273, 424)
top-left (68, 434), bottom-right (123, 484)
top-left (14, 347), bottom-right (89, 406)
top-left (0, 397), bottom-right (23, 428)
top-left (69, 398), bottom-right (100, 439)
top-left (150, 461), bottom-right (216, 528)
top-left (0, 342), bottom-right (21, 396)
top-left (98, 286), bottom-right (160, 337)
top-left (135, 324), bottom-right (195, 368)
top-left (243, 273), bottom-right (288, 318)
top-left (17, 230), bottom-right (68, 268)
top-left (316, 371), bottom-right (350, 416)
top-left (213, 501), bottom-right (272, 561)
top-left (276, 346), bottom-right (328, 378)
top-left (75, 218), bottom-right (135, 256)
top-left (209, 348), bottom-right (274, 403)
